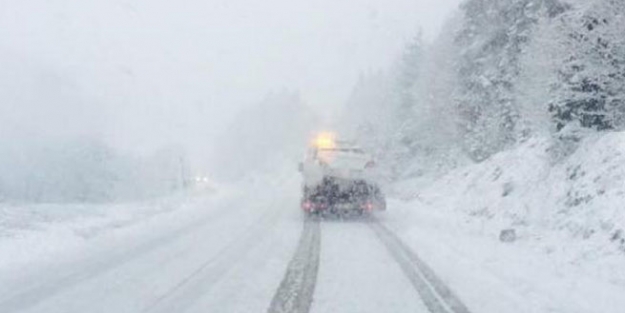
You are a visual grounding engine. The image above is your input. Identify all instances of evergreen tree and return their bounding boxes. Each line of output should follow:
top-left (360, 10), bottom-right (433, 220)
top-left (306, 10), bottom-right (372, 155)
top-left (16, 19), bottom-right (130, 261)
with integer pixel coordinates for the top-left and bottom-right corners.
top-left (549, 0), bottom-right (625, 132)
top-left (389, 34), bottom-right (426, 178)
top-left (454, 0), bottom-right (567, 160)
top-left (340, 35), bottom-right (425, 181)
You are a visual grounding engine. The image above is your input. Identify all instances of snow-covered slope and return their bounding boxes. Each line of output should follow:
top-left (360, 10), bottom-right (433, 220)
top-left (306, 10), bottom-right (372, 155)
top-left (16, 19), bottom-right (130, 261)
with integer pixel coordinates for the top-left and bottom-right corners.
top-left (384, 132), bottom-right (625, 312)
top-left (424, 132), bottom-right (624, 256)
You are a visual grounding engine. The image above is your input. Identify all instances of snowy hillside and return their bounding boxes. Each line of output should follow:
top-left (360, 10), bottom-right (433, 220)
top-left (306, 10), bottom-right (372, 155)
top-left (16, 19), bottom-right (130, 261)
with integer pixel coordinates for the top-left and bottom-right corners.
top-left (390, 132), bottom-right (625, 292)
top-left (336, 2), bottom-right (625, 301)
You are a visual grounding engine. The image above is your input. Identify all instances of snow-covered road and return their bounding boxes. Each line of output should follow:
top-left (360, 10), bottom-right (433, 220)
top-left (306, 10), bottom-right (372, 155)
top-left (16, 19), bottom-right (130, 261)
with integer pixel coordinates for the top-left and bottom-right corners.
top-left (0, 186), bottom-right (303, 313)
top-left (312, 219), bottom-right (429, 313)
top-left (2, 177), bottom-right (623, 313)
top-left (0, 181), bottom-right (470, 313)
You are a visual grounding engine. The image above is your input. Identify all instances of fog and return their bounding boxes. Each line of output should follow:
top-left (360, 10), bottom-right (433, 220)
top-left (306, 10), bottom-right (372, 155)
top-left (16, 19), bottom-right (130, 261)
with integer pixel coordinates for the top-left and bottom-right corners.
top-left (0, 0), bottom-right (460, 200)
top-left (3, 2), bottom-right (625, 312)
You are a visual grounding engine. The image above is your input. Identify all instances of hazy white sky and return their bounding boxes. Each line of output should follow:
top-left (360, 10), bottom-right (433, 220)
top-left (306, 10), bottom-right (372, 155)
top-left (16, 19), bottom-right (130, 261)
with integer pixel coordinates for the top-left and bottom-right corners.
top-left (0, 0), bottom-right (461, 159)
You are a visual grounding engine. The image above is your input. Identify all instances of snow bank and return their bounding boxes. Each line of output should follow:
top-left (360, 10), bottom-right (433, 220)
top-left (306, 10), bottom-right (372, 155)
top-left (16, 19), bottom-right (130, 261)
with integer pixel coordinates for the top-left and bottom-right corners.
top-left (0, 164), bottom-right (299, 276)
top-left (391, 132), bottom-right (625, 288)
top-left (0, 187), bottom-right (220, 278)
top-left (383, 132), bottom-right (625, 312)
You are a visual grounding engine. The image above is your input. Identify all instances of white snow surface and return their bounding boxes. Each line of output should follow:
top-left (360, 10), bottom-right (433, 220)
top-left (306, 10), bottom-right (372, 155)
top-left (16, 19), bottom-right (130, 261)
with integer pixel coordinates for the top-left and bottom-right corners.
top-left (0, 175), bottom-right (302, 313)
top-left (0, 187), bottom-right (214, 273)
top-left (386, 132), bottom-right (625, 312)
top-left (1, 133), bottom-right (625, 312)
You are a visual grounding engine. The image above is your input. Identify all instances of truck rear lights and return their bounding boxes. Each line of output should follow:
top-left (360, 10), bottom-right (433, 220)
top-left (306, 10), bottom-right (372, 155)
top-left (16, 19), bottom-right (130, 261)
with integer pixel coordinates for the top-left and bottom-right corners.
top-left (302, 201), bottom-right (313, 211)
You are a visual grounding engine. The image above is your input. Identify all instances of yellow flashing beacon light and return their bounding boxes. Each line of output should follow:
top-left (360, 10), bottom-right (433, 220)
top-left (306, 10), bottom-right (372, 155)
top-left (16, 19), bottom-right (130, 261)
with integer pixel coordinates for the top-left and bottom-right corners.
top-left (312, 132), bottom-right (337, 150)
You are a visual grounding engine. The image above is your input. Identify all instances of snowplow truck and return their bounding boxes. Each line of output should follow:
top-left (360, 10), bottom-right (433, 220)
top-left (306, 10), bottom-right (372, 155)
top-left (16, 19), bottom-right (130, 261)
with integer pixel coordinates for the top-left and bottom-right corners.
top-left (298, 136), bottom-right (386, 216)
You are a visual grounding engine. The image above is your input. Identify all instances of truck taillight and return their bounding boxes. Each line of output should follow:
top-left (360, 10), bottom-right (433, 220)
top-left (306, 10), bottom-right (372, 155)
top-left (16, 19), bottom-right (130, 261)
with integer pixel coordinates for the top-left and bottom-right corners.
top-left (362, 202), bottom-right (374, 211)
top-left (302, 201), bottom-right (313, 211)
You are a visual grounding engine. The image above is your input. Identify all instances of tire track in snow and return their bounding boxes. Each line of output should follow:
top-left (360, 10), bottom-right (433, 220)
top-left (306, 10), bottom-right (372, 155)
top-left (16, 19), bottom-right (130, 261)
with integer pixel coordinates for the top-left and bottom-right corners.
top-left (369, 219), bottom-right (472, 313)
top-left (266, 217), bottom-right (320, 313)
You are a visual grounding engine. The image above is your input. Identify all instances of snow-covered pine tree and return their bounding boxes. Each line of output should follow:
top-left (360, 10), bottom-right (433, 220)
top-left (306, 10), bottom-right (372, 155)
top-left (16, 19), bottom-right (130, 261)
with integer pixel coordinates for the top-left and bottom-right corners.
top-left (339, 71), bottom-right (395, 163)
top-left (386, 34), bottom-right (426, 179)
top-left (549, 0), bottom-right (625, 132)
top-left (453, 0), bottom-right (567, 161)
top-left (395, 33), bottom-right (424, 119)
top-left (339, 34), bottom-right (425, 181)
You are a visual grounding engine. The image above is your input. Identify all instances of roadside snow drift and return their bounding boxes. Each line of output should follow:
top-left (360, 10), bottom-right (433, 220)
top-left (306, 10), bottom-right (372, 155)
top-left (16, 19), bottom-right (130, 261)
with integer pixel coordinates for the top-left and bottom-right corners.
top-left (385, 132), bottom-right (625, 313)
